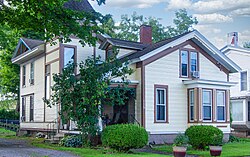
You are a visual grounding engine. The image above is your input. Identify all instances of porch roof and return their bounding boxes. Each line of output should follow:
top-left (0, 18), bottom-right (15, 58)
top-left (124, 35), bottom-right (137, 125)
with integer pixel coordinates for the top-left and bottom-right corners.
top-left (183, 79), bottom-right (237, 88)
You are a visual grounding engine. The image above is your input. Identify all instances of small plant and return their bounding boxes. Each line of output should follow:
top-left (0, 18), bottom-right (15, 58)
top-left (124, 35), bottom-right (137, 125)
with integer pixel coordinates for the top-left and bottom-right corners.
top-left (229, 135), bottom-right (240, 143)
top-left (173, 133), bottom-right (189, 147)
top-left (59, 135), bottom-right (82, 147)
top-left (101, 124), bottom-right (148, 152)
top-left (185, 125), bottom-right (223, 150)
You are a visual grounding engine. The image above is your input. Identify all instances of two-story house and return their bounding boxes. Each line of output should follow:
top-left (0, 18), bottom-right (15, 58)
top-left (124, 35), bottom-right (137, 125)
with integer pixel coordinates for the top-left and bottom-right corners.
top-left (12, 3), bottom-right (240, 143)
top-left (222, 42), bottom-right (250, 137)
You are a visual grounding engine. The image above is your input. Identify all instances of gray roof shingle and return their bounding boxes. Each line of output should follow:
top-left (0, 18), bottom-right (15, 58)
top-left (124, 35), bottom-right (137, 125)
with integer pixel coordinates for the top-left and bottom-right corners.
top-left (107, 38), bottom-right (148, 50)
top-left (21, 38), bottom-right (44, 50)
top-left (63, 0), bottom-right (94, 12)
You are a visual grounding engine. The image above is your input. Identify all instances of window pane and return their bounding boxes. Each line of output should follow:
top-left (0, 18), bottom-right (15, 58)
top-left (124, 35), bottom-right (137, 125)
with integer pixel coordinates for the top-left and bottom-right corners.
top-left (22, 66), bottom-right (26, 86)
top-left (157, 105), bottom-right (165, 121)
top-left (190, 52), bottom-right (197, 72)
top-left (64, 47), bottom-right (75, 67)
top-left (241, 71), bottom-right (247, 91)
top-left (190, 106), bottom-right (194, 120)
top-left (157, 89), bottom-right (165, 104)
top-left (203, 91), bottom-right (211, 104)
top-left (217, 106), bottom-right (225, 121)
top-left (203, 106), bottom-right (211, 120)
top-left (217, 91), bottom-right (224, 106)
top-left (232, 101), bottom-right (243, 121)
top-left (181, 51), bottom-right (188, 76)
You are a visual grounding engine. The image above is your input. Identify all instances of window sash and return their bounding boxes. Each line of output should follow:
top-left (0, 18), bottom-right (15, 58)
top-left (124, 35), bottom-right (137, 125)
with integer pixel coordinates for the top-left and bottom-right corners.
top-left (30, 62), bottom-right (34, 85)
top-left (64, 47), bottom-right (75, 68)
top-left (30, 95), bottom-right (34, 121)
top-left (202, 90), bottom-right (212, 121)
top-left (216, 90), bottom-right (225, 121)
top-left (189, 90), bottom-right (194, 121)
top-left (22, 97), bottom-right (26, 121)
top-left (190, 52), bottom-right (197, 72)
top-left (181, 51), bottom-right (188, 77)
top-left (240, 71), bottom-right (247, 91)
top-left (156, 88), bottom-right (166, 122)
top-left (22, 65), bottom-right (26, 86)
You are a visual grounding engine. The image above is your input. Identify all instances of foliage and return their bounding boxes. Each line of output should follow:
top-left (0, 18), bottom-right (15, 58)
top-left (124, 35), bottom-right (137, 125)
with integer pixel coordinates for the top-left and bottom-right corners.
top-left (45, 53), bottom-right (133, 145)
top-left (173, 133), bottom-right (189, 147)
top-left (243, 42), bottom-right (250, 48)
top-left (101, 124), bottom-right (148, 152)
top-left (0, 0), bottom-right (106, 46)
top-left (0, 99), bottom-right (17, 110)
top-left (107, 9), bottom-right (197, 42)
top-left (59, 135), bottom-right (83, 147)
top-left (0, 109), bottom-right (19, 119)
top-left (229, 135), bottom-right (240, 143)
top-left (185, 125), bottom-right (223, 150)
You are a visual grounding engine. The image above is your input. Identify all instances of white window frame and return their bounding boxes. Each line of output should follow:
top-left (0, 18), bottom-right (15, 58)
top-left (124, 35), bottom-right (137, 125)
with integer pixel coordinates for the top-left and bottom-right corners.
top-left (30, 62), bottom-right (34, 85)
top-left (202, 89), bottom-right (212, 122)
top-left (216, 90), bottom-right (226, 122)
top-left (156, 88), bottom-right (167, 122)
top-left (189, 89), bottom-right (195, 122)
top-left (240, 71), bottom-right (248, 91)
top-left (22, 65), bottom-right (26, 87)
top-left (181, 50), bottom-right (188, 77)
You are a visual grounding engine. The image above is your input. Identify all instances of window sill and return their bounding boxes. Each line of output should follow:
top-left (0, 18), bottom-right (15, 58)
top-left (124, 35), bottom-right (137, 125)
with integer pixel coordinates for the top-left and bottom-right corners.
top-left (154, 121), bottom-right (169, 123)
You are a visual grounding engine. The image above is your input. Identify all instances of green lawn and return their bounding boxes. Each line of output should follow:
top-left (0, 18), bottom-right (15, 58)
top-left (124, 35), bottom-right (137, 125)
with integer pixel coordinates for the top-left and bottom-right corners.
top-left (153, 139), bottom-right (250, 157)
top-left (0, 127), bottom-right (16, 137)
top-left (0, 128), bottom-right (168, 157)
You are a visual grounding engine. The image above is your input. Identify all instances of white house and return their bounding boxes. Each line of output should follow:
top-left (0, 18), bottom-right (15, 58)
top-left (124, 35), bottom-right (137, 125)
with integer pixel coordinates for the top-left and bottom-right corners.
top-left (222, 42), bottom-right (250, 137)
top-left (11, 1), bottom-right (241, 143)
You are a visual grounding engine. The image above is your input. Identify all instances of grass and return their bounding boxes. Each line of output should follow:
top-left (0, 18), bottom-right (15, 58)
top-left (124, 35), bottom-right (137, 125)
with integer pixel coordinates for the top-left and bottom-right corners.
top-left (153, 139), bottom-right (250, 157)
top-left (0, 127), bottom-right (168, 157)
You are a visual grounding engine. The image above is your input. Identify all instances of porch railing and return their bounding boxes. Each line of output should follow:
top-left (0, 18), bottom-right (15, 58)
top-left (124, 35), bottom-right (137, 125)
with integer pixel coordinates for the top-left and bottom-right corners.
top-left (46, 117), bottom-right (59, 140)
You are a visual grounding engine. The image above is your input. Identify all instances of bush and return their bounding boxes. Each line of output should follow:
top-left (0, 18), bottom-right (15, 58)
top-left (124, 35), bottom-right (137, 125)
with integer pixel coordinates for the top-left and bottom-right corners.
top-left (173, 133), bottom-right (189, 147)
top-left (0, 109), bottom-right (19, 120)
top-left (101, 124), bottom-right (148, 152)
top-left (185, 125), bottom-right (223, 150)
top-left (229, 135), bottom-right (240, 143)
top-left (59, 135), bottom-right (82, 147)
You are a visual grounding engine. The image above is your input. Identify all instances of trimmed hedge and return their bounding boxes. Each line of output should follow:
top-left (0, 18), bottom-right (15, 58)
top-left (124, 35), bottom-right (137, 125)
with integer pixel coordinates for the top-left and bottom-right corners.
top-left (185, 125), bottom-right (223, 150)
top-left (101, 124), bottom-right (148, 152)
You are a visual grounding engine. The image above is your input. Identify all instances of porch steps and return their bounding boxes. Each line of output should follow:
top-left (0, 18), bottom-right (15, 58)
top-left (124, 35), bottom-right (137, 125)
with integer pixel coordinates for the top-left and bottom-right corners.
top-left (45, 132), bottom-right (65, 144)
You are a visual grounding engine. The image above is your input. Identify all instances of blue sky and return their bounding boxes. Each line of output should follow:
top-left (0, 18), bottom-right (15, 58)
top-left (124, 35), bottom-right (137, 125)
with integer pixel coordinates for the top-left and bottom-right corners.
top-left (90, 0), bottom-right (250, 49)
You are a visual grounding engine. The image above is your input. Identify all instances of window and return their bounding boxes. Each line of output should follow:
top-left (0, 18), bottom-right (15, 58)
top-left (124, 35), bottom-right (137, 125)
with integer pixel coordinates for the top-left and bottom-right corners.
top-left (155, 85), bottom-right (168, 122)
top-left (240, 71), bottom-right (247, 91)
top-left (45, 65), bottom-right (50, 99)
top-left (64, 47), bottom-right (75, 68)
top-left (231, 101), bottom-right (243, 121)
top-left (21, 97), bottom-right (26, 122)
top-left (190, 52), bottom-right (198, 72)
top-left (22, 65), bottom-right (26, 86)
top-left (30, 95), bottom-right (34, 122)
top-left (216, 90), bottom-right (226, 121)
top-left (189, 89), bottom-right (194, 121)
top-left (248, 101), bottom-right (250, 121)
top-left (30, 62), bottom-right (34, 85)
top-left (202, 89), bottom-right (212, 121)
top-left (181, 50), bottom-right (188, 77)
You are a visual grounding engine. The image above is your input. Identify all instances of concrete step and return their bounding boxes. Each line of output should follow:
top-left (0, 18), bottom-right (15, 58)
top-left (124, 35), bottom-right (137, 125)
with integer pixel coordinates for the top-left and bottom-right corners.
top-left (45, 138), bottom-right (60, 144)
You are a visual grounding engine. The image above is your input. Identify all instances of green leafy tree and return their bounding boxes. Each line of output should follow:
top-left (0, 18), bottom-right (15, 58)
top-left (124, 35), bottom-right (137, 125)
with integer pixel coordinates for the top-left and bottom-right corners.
top-left (243, 42), bottom-right (250, 48)
top-left (45, 52), bottom-right (133, 145)
top-left (109, 9), bottom-right (197, 42)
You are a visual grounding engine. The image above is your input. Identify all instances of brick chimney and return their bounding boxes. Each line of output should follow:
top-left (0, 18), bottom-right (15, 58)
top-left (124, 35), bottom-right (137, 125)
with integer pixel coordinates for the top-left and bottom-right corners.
top-left (140, 25), bottom-right (152, 44)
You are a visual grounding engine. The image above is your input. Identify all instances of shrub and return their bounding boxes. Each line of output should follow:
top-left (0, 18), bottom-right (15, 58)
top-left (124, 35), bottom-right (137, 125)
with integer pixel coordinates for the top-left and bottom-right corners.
top-left (229, 135), bottom-right (240, 143)
top-left (101, 124), bottom-right (148, 152)
top-left (185, 125), bottom-right (223, 150)
top-left (173, 133), bottom-right (189, 147)
top-left (0, 109), bottom-right (19, 120)
top-left (59, 135), bottom-right (82, 147)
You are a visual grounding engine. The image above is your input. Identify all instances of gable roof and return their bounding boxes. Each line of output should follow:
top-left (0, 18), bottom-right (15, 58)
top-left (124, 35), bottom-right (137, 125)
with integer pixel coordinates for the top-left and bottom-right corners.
top-left (221, 45), bottom-right (250, 54)
top-left (115, 30), bottom-right (240, 73)
top-left (63, 0), bottom-right (94, 12)
top-left (99, 37), bottom-right (148, 50)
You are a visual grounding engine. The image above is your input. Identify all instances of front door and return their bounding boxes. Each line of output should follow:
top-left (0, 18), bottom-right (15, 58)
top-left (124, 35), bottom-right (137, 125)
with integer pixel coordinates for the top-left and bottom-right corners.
top-left (112, 104), bottom-right (128, 124)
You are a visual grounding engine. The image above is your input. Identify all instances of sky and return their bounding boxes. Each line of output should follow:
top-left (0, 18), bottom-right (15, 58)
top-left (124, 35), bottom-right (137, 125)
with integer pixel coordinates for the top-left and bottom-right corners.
top-left (89, 0), bottom-right (250, 49)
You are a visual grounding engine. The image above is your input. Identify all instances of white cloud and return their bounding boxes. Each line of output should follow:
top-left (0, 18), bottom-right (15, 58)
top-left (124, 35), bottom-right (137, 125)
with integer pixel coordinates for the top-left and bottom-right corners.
top-left (194, 25), bottom-right (221, 34)
top-left (166, 0), bottom-right (191, 10)
top-left (102, 0), bottom-right (167, 8)
top-left (194, 13), bottom-right (233, 24)
top-left (231, 8), bottom-right (250, 17)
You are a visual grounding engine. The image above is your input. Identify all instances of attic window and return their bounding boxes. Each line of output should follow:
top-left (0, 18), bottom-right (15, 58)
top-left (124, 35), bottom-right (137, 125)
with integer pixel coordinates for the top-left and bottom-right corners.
top-left (18, 44), bottom-right (28, 55)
